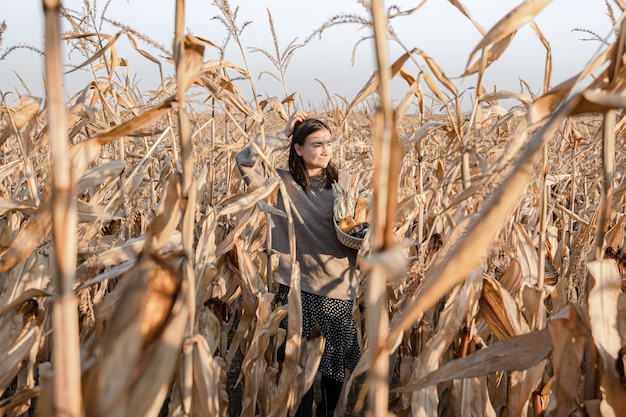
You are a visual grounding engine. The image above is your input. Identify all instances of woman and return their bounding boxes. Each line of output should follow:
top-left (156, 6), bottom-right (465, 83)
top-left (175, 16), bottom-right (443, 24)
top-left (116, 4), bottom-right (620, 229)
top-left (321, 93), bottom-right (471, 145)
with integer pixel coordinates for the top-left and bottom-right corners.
top-left (236, 111), bottom-right (361, 417)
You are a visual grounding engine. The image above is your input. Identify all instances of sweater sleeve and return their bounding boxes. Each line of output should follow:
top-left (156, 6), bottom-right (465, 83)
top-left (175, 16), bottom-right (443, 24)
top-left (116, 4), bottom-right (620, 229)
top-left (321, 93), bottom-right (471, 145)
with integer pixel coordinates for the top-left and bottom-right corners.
top-left (235, 131), bottom-right (290, 189)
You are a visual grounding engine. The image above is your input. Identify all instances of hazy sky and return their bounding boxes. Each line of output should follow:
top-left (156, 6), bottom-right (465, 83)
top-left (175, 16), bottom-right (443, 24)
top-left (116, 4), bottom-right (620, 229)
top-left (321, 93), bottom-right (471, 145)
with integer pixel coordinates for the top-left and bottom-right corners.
top-left (0, 0), bottom-right (615, 109)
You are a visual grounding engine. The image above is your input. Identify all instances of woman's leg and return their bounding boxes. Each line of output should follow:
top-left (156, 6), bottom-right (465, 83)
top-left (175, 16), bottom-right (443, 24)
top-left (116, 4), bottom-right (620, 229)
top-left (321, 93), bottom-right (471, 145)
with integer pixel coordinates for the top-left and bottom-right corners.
top-left (294, 386), bottom-right (314, 417)
top-left (317, 375), bottom-right (343, 416)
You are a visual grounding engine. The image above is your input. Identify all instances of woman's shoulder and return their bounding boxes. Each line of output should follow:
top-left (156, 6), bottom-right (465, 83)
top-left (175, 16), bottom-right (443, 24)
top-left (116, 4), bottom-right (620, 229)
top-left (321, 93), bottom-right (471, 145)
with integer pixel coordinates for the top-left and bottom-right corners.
top-left (276, 168), bottom-right (296, 186)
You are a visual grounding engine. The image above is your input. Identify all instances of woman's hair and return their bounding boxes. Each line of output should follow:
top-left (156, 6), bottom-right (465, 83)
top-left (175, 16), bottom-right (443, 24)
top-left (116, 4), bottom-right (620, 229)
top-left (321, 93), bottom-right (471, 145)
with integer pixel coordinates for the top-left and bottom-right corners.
top-left (288, 117), bottom-right (338, 189)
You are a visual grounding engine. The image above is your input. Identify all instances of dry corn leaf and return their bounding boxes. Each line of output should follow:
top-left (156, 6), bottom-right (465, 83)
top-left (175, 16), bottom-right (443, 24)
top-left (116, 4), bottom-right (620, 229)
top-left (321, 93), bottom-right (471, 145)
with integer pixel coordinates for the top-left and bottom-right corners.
top-left (216, 176), bottom-right (280, 217)
top-left (223, 309), bottom-right (254, 388)
top-left (508, 273), bottom-right (552, 410)
top-left (520, 284), bottom-right (545, 330)
top-left (605, 214), bottom-right (626, 249)
top-left (0, 96), bottom-right (41, 148)
top-left (512, 223), bottom-right (539, 288)
top-left (578, 88), bottom-right (626, 112)
top-left (400, 122), bottom-right (446, 154)
top-left (215, 211), bottom-right (268, 259)
top-left (398, 69), bottom-right (425, 114)
top-left (84, 252), bottom-right (187, 417)
top-left (447, 0), bottom-right (486, 35)
top-left (176, 34), bottom-right (205, 93)
top-left (191, 34), bottom-right (222, 52)
top-left (194, 204), bottom-right (218, 277)
top-left (395, 78), bottom-right (421, 120)
top-left (0, 198), bottom-right (36, 217)
top-left (479, 92), bottom-right (531, 111)
top-left (466, 0), bottom-right (552, 69)
top-left (75, 231), bottom-right (182, 286)
top-left (258, 96), bottom-right (290, 121)
top-left (587, 259), bottom-right (626, 413)
top-left (422, 71), bottom-right (450, 107)
top-left (346, 49), bottom-right (416, 117)
top-left (529, 75), bottom-right (578, 124)
top-left (0, 303), bottom-right (40, 392)
top-left (0, 197), bottom-right (52, 274)
top-left (197, 74), bottom-right (259, 121)
top-left (301, 323), bottom-right (325, 398)
top-left (75, 200), bottom-right (121, 223)
top-left (587, 260), bottom-right (622, 354)
top-left (545, 305), bottom-right (589, 416)
top-left (87, 98), bottom-right (173, 150)
top-left (271, 261), bottom-right (303, 417)
top-left (76, 160), bottom-right (125, 193)
top-left (63, 31), bottom-right (122, 74)
top-left (507, 357), bottom-right (548, 416)
top-left (420, 49), bottom-right (457, 96)
top-left (0, 253), bottom-right (51, 316)
top-left (195, 303), bottom-right (221, 354)
top-left (260, 367), bottom-right (280, 416)
top-left (393, 195), bottom-right (423, 237)
top-left (0, 159), bottom-right (20, 184)
top-left (529, 41), bottom-right (611, 122)
top-left (530, 21), bottom-right (552, 94)
top-left (234, 240), bottom-right (267, 317)
top-left (189, 334), bottom-right (228, 417)
top-left (497, 257), bottom-right (523, 295)
top-left (452, 374), bottom-right (496, 417)
top-left (407, 271), bottom-right (482, 416)
top-left (122, 279), bottom-right (188, 417)
top-left (398, 356), bottom-right (416, 408)
top-left (479, 276), bottom-right (529, 340)
top-left (144, 172), bottom-right (182, 253)
top-left (125, 32), bottom-right (162, 66)
top-left (0, 386), bottom-right (40, 416)
top-left (463, 32), bottom-right (515, 76)
top-left (282, 92), bottom-right (298, 108)
top-left (0, 287), bottom-right (51, 316)
top-left (240, 292), bottom-right (282, 417)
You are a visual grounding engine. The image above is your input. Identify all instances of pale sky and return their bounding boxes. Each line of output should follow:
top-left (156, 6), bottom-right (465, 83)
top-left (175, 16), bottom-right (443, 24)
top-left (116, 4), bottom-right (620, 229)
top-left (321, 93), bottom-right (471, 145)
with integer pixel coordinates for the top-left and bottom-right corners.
top-left (0, 0), bottom-right (614, 110)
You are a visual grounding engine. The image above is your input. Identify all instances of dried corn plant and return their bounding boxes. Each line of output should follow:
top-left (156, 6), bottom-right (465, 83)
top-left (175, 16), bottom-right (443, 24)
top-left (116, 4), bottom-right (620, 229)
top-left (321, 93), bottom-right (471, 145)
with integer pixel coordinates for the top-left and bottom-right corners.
top-left (1, 1), bottom-right (626, 417)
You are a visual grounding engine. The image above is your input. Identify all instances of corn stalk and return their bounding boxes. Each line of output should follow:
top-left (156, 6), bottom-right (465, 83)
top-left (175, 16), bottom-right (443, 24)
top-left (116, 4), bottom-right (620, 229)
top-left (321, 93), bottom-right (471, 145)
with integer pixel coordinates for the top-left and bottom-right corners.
top-left (365, 1), bottom-right (402, 416)
top-left (43, 0), bottom-right (83, 416)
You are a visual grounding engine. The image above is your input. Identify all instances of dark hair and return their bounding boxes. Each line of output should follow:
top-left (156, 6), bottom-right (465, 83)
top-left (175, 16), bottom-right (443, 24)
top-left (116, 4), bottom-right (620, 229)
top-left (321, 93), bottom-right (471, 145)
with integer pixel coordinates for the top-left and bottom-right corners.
top-left (288, 117), bottom-right (338, 190)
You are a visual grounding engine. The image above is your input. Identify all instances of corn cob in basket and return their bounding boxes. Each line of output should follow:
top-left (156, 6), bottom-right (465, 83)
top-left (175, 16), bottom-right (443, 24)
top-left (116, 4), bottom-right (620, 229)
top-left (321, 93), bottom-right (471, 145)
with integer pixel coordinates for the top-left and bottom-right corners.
top-left (332, 181), bottom-right (370, 239)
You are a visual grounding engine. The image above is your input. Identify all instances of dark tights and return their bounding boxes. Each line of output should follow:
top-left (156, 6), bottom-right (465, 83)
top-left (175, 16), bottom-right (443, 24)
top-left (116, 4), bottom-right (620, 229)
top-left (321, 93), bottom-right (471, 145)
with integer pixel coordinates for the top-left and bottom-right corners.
top-left (294, 376), bottom-right (343, 417)
top-left (294, 387), bottom-right (314, 417)
top-left (318, 376), bottom-right (343, 415)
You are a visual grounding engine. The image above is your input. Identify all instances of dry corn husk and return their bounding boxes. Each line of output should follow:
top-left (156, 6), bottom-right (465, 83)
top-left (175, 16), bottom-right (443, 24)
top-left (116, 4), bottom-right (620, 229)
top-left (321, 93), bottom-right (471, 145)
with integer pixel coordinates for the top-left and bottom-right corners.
top-left (332, 182), bottom-right (348, 220)
top-left (333, 180), bottom-right (370, 237)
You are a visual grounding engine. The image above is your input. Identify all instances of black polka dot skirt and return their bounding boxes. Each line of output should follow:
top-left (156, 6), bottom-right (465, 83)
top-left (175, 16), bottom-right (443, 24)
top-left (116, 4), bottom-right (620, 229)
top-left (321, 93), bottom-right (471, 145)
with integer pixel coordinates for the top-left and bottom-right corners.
top-left (276, 284), bottom-right (361, 381)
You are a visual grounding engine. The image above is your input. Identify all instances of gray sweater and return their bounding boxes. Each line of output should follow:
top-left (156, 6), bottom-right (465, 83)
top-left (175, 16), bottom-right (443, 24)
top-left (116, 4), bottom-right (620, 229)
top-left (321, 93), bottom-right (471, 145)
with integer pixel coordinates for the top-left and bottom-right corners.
top-left (235, 131), bottom-right (358, 301)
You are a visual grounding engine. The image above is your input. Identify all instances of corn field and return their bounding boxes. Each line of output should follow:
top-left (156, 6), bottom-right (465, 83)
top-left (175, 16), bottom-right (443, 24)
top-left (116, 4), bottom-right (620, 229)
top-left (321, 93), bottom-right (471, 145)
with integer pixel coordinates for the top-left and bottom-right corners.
top-left (1, 0), bottom-right (626, 416)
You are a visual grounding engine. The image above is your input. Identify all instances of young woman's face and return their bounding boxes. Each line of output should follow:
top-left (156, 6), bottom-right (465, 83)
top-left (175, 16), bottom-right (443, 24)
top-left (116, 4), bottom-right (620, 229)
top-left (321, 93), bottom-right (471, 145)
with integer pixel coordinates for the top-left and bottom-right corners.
top-left (294, 128), bottom-right (332, 176)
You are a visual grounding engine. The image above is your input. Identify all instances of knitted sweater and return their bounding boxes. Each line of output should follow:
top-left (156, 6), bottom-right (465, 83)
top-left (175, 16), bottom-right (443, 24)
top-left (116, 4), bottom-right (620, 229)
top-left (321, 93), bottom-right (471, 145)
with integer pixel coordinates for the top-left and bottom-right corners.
top-left (235, 131), bottom-right (359, 301)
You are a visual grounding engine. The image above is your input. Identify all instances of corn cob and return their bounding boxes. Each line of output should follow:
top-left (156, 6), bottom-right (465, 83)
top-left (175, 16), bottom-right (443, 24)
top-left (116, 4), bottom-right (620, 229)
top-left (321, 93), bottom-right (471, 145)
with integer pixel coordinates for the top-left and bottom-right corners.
top-left (353, 195), bottom-right (368, 223)
top-left (338, 216), bottom-right (357, 233)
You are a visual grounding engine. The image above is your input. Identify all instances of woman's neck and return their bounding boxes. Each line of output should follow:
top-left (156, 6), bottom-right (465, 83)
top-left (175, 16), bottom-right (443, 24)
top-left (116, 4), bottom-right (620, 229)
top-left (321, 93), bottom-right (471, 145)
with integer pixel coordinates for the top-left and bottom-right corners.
top-left (307, 168), bottom-right (323, 177)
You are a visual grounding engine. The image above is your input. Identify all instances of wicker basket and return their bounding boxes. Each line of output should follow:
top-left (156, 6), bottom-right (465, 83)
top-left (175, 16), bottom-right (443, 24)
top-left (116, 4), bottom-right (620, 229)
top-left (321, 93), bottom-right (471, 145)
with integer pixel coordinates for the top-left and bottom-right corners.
top-left (334, 217), bottom-right (364, 250)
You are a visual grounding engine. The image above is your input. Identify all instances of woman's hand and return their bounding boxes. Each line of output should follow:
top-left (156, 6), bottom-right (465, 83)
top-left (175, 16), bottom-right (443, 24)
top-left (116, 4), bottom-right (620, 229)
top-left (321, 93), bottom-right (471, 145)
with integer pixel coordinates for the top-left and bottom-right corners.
top-left (283, 110), bottom-right (308, 137)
